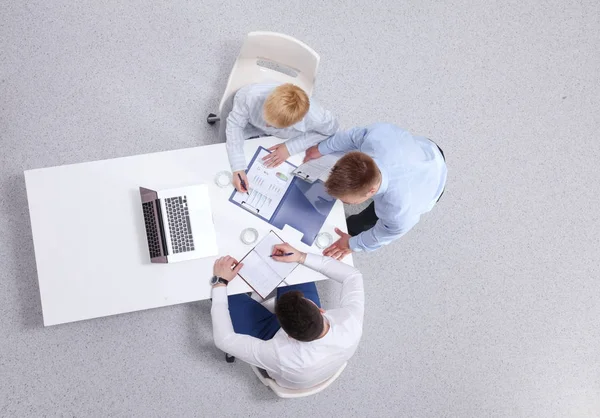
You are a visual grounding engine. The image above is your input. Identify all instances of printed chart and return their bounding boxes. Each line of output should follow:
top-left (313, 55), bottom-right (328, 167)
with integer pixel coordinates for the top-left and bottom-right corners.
top-left (231, 148), bottom-right (296, 220)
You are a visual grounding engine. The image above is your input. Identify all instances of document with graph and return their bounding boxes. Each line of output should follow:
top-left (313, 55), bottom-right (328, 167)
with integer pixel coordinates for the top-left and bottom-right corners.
top-left (229, 146), bottom-right (337, 246)
top-left (230, 147), bottom-right (296, 221)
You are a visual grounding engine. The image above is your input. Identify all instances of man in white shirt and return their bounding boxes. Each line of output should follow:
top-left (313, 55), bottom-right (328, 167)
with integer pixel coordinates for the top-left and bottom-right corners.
top-left (225, 83), bottom-right (338, 193)
top-left (210, 243), bottom-right (364, 390)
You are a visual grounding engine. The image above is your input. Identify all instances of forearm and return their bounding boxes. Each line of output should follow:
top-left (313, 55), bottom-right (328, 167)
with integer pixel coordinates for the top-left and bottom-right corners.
top-left (302, 253), bottom-right (361, 284)
top-left (302, 254), bottom-right (364, 319)
top-left (225, 93), bottom-right (251, 172)
top-left (226, 134), bottom-right (247, 172)
top-left (348, 219), bottom-right (415, 252)
top-left (317, 127), bottom-right (366, 155)
top-left (285, 132), bottom-right (330, 155)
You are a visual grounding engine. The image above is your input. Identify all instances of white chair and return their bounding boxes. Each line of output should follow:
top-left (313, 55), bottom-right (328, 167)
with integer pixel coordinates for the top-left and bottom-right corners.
top-left (251, 362), bottom-right (348, 398)
top-left (207, 31), bottom-right (320, 125)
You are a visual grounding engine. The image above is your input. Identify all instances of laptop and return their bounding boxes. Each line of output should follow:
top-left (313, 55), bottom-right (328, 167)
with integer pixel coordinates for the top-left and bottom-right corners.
top-left (139, 185), bottom-right (218, 263)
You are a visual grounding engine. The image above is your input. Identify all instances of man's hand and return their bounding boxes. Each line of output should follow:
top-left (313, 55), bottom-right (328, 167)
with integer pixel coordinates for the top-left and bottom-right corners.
top-left (232, 170), bottom-right (250, 193)
top-left (271, 243), bottom-right (305, 263)
top-left (213, 256), bottom-right (243, 284)
top-left (262, 143), bottom-right (290, 168)
top-left (303, 145), bottom-right (322, 163)
top-left (323, 228), bottom-right (353, 260)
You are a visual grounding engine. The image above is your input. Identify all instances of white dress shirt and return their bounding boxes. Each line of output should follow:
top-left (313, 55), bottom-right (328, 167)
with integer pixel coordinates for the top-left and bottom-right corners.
top-left (317, 123), bottom-right (448, 252)
top-left (225, 83), bottom-right (339, 172)
top-left (211, 254), bottom-right (364, 389)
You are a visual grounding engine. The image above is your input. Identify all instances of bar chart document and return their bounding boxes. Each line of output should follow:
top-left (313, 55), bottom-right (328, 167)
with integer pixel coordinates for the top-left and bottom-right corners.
top-left (230, 148), bottom-right (296, 220)
top-left (229, 146), bottom-right (337, 246)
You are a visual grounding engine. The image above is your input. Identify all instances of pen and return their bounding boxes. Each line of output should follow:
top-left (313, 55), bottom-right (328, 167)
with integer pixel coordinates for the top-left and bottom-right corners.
top-left (270, 252), bottom-right (294, 257)
top-left (237, 173), bottom-right (249, 194)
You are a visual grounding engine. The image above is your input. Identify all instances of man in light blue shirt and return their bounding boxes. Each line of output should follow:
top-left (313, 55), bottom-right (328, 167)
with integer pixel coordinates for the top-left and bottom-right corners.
top-left (304, 123), bottom-right (447, 259)
top-left (225, 83), bottom-right (338, 192)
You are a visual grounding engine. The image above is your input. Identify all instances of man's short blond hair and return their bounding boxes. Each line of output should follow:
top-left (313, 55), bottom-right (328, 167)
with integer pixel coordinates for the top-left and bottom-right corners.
top-left (263, 83), bottom-right (310, 128)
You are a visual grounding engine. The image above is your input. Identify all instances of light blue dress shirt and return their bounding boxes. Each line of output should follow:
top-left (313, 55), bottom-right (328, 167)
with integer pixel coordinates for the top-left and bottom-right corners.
top-left (317, 123), bottom-right (448, 252)
top-left (226, 83), bottom-right (339, 172)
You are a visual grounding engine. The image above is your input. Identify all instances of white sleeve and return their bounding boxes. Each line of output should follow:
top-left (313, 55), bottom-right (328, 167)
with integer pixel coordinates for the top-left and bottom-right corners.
top-left (317, 127), bottom-right (368, 155)
top-left (284, 100), bottom-right (339, 156)
top-left (225, 89), bottom-right (252, 172)
top-left (302, 254), bottom-right (364, 323)
top-left (210, 287), bottom-right (280, 373)
top-left (348, 215), bottom-right (420, 252)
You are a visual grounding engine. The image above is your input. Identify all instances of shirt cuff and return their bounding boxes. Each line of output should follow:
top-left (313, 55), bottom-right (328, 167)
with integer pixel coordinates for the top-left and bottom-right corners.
top-left (348, 236), bottom-right (364, 252)
top-left (227, 147), bottom-right (248, 173)
top-left (230, 159), bottom-right (248, 173)
top-left (230, 161), bottom-right (247, 173)
top-left (211, 285), bottom-right (229, 303)
top-left (284, 138), bottom-right (302, 156)
top-left (317, 141), bottom-right (333, 155)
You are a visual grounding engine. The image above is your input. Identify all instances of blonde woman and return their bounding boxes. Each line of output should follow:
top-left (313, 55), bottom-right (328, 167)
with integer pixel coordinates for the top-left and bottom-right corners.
top-left (225, 83), bottom-right (338, 192)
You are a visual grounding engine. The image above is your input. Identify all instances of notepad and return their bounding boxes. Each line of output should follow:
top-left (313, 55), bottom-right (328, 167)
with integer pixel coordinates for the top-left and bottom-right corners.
top-left (292, 154), bottom-right (340, 183)
top-left (237, 231), bottom-right (298, 298)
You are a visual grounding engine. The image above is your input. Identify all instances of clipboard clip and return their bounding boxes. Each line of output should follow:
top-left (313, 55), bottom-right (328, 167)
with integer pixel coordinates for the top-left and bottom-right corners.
top-left (241, 201), bottom-right (260, 214)
top-left (293, 170), bottom-right (310, 181)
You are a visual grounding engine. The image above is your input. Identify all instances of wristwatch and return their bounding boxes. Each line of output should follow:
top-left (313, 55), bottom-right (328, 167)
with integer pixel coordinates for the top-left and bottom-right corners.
top-left (210, 276), bottom-right (229, 286)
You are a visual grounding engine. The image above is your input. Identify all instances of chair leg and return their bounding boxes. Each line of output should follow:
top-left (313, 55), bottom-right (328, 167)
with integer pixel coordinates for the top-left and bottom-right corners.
top-left (225, 353), bottom-right (235, 363)
top-left (207, 113), bottom-right (220, 125)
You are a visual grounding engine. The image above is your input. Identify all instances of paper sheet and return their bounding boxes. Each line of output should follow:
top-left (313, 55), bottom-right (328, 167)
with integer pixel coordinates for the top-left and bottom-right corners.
top-left (253, 232), bottom-right (297, 278)
top-left (292, 153), bottom-right (340, 183)
top-left (238, 251), bottom-right (283, 298)
top-left (238, 231), bottom-right (299, 298)
top-left (231, 148), bottom-right (296, 220)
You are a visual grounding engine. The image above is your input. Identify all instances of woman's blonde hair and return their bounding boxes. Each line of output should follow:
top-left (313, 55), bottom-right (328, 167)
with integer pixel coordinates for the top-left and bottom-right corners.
top-left (263, 83), bottom-right (310, 128)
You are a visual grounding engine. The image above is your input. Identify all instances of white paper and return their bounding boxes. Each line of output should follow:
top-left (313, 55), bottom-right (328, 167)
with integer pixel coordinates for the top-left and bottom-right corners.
top-left (292, 153), bottom-right (340, 183)
top-left (238, 251), bottom-right (283, 298)
top-left (238, 231), bottom-right (299, 298)
top-left (231, 148), bottom-right (296, 220)
top-left (254, 232), bottom-right (297, 279)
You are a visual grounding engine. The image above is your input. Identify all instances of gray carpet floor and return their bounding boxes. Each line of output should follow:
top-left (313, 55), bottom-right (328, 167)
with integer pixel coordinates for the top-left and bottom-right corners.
top-left (1, 0), bottom-right (599, 416)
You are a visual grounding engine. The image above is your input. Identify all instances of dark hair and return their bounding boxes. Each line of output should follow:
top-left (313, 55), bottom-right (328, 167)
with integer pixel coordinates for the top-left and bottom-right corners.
top-left (275, 291), bottom-right (324, 342)
top-left (325, 151), bottom-right (380, 197)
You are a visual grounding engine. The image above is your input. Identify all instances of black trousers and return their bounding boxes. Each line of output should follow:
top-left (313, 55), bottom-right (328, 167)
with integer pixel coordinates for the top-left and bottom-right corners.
top-left (345, 142), bottom-right (446, 237)
top-left (346, 202), bottom-right (378, 237)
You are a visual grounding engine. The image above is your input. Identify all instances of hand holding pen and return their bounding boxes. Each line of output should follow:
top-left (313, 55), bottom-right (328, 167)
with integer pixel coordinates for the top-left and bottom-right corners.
top-left (269, 252), bottom-right (294, 258)
top-left (270, 243), bottom-right (306, 264)
top-left (233, 170), bottom-right (250, 194)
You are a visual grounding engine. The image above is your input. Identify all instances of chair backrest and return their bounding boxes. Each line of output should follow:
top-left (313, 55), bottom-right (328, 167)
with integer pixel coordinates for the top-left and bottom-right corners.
top-left (218, 32), bottom-right (320, 113)
top-left (251, 362), bottom-right (347, 398)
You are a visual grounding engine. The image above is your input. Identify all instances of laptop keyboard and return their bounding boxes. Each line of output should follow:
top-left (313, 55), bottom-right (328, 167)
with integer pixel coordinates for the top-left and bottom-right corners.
top-left (142, 202), bottom-right (163, 258)
top-left (165, 196), bottom-right (195, 254)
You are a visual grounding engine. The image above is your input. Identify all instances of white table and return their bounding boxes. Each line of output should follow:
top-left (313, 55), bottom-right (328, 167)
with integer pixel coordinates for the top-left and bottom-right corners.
top-left (25, 137), bottom-right (352, 326)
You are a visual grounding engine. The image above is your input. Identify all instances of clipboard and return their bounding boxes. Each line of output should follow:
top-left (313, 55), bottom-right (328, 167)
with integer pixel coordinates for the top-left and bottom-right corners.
top-left (292, 153), bottom-right (340, 183)
top-left (229, 147), bottom-right (336, 246)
